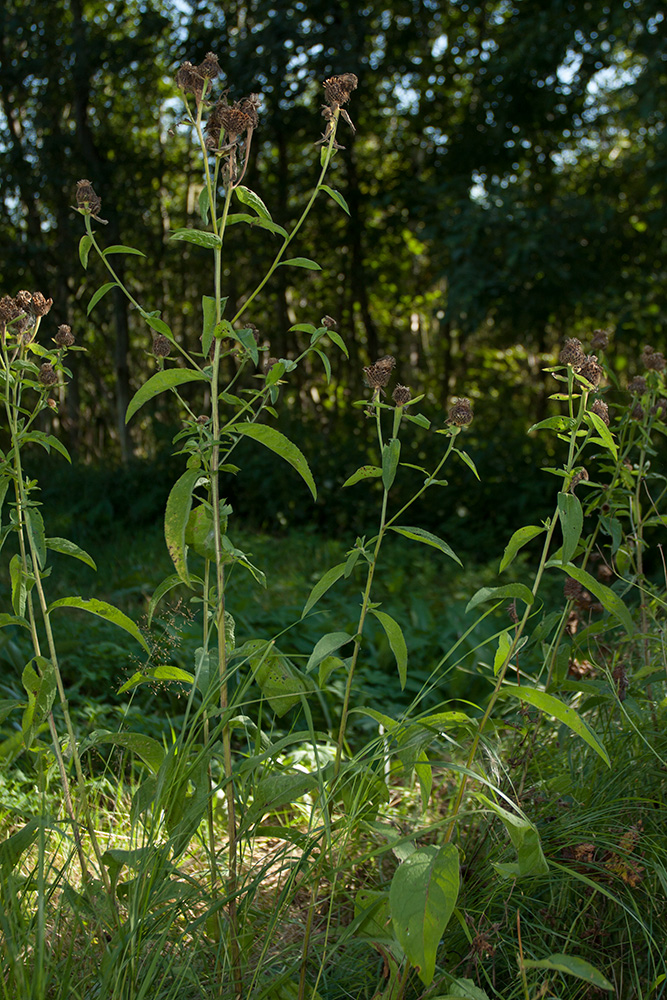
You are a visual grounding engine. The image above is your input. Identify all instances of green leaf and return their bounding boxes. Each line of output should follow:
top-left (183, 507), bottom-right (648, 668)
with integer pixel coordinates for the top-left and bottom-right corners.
top-left (45, 537), bottom-right (96, 571)
top-left (0, 614), bottom-right (29, 630)
top-left (557, 492), bottom-right (583, 564)
top-left (88, 732), bottom-right (165, 774)
top-left (522, 955), bottom-right (613, 990)
top-left (48, 597), bottom-right (150, 653)
top-left (493, 629), bottom-right (513, 676)
top-left (247, 642), bottom-right (313, 717)
top-left (21, 656), bottom-right (56, 750)
top-left (234, 185), bottom-right (272, 220)
top-left (244, 770), bottom-right (320, 827)
top-left (20, 431), bottom-right (72, 463)
top-left (232, 424), bottom-right (316, 500)
top-left (302, 562), bottom-right (346, 618)
top-left (528, 415), bottom-right (576, 434)
top-left (143, 313), bottom-right (173, 338)
top-left (10, 554), bottom-right (29, 617)
top-left (25, 508), bottom-right (46, 570)
top-left (319, 184), bottom-right (350, 214)
top-left (326, 329), bottom-right (348, 357)
top-left (201, 294), bottom-right (218, 358)
top-left (389, 844), bottom-right (460, 986)
top-left (306, 632), bottom-right (354, 674)
top-left (466, 584), bottom-right (534, 614)
top-left (279, 257), bottom-right (322, 270)
top-left (382, 438), bottom-right (401, 490)
top-left (354, 889), bottom-right (394, 941)
top-left (0, 819), bottom-right (42, 873)
top-left (453, 447), bottom-right (480, 480)
top-left (169, 228), bottom-right (221, 248)
top-left (371, 610), bottom-right (408, 688)
top-left (103, 244), bottom-right (146, 258)
top-left (440, 976), bottom-right (492, 999)
top-left (118, 665), bottom-right (195, 695)
top-left (147, 572), bottom-right (192, 627)
top-left (388, 525), bottom-right (462, 566)
top-left (126, 369), bottom-right (209, 423)
top-left (79, 234), bottom-right (93, 269)
top-left (583, 410), bottom-right (617, 459)
top-left (499, 524), bottom-right (546, 573)
top-left (343, 465), bottom-right (382, 488)
top-left (501, 685), bottom-right (610, 766)
top-left (233, 327), bottom-right (259, 365)
top-left (477, 793), bottom-right (549, 877)
top-left (313, 347), bottom-right (331, 383)
top-left (164, 467), bottom-right (203, 585)
top-left (547, 563), bottom-right (634, 635)
top-left (87, 281), bottom-right (117, 315)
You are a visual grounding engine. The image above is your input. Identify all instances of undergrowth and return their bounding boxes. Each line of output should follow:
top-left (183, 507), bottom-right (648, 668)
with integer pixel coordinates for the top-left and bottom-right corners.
top-left (1, 53), bottom-right (666, 1000)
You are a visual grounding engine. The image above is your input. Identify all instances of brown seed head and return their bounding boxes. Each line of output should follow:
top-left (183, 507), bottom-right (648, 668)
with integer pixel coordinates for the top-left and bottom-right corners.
top-left (0, 295), bottom-right (22, 327)
top-left (38, 363), bottom-right (58, 387)
top-left (15, 290), bottom-right (33, 312)
top-left (578, 354), bottom-right (603, 387)
top-left (559, 338), bottom-right (585, 367)
top-left (564, 578), bottom-right (583, 601)
top-left (175, 61), bottom-right (205, 102)
top-left (197, 51), bottom-right (221, 79)
top-left (321, 315), bottom-right (337, 329)
top-left (591, 328), bottom-right (610, 351)
top-left (392, 384), bottom-right (412, 406)
top-left (55, 324), bottom-right (75, 347)
top-left (207, 97), bottom-right (256, 143)
top-left (152, 334), bottom-right (172, 357)
top-left (237, 94), bottom-right (261, 128)
top-left (31, 292), bottom-right (53, 317)
top-left (364, 355), bottom-right (396, 389)
top-left (448, 397), bottom-right (473, 426)
top-left (590, 399), bottom-right (610, 426)
top-left (628, 376), bottom-right (647, 395)
top-left (644, 351), bottom-right (665, 372)
top-left (631, 402), bottom-right (644, 421)
top-left (76, 179), bottom-right (102, 216)
top-left (323, 73), bottom-right (358, 107)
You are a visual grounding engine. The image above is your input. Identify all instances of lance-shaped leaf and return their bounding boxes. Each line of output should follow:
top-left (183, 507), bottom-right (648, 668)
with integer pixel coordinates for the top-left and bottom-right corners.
top-left (547, 562), bottom-right (634, 635)
top-left (48, 597), bottom-right (150, 653)
top-left (390, 844), bottom-right (460, 986)
top-left (501, 685), bottom-right (610, 766)
top-left (583, 410), bottom-right (617, 459)
top-left (382, 438), bottom-right (401, 490)
top-left (301, 562), bottom-right (346, 618)
top-left (343, 465), bottom-right (382, 488)
top-left (499, 524), bottom-right (546, 572)
top-left (25, 508), bottom-right (46, 570)
top-left (477, 793), bottom-right (549, 877)
top-left (371, 610), bottom-right (408, 689)
top-left (232, 424), bottom-right (316, 500)
top-left (319, 183), bottom-right (350, 214)
top-left (169, 228), bottom-right (221, 248)
top-left (306, 632), bottom-right (354, 673)
top-left (22, 657), bottom-right (56, 750)
top-left (118, 665), bottom-right (195, 695)
top-left (522, 954), bottom-right (613, 991)
top-left (103, 244), bottom-right (146, 258)
top-left (46, 537), bottom-right (96, 571)
top-left (557, 492), bottom-right (583, 564)
top-left (164, 468), bottom-right (203, 585)
top-left (466, 583), bottom-right (534, 614)
top-left (279, 257), bottom-right (322, 270)
top-left (87, 731), bottom-right (165, 774)
top-left (234, 185), bottom-right (272, 220)
top-left (87, 281), bottom-right (117, 315)
top-left (389, 526), bottom-right (461, 566)
top-left (79, 234), bottom-right (93, 269)
top-left (126, 369), bottom-right (209, 423)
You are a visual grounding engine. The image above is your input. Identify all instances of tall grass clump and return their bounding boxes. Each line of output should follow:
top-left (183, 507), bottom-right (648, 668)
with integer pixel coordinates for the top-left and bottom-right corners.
top-left (1, 55), bottom-right (666, 1000)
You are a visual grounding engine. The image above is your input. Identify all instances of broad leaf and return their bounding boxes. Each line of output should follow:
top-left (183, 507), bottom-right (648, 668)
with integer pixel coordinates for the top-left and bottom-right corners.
top-left (547, 563), bottom-right (634, 635)
top-left (164, 468), bottom-right (203, 584)
top-left (389, 525), bottom-right (461, 565)
top-left (45, 537), bottom-right (96, 571)
top-left (466, 584), bottom-right (534, 614)
top-left (232, 424), bottom-right (316, 500)
top-left (79, 234), bottom-right (93, 269)
top-left (306, 632), bottom-right (354, 673)
top-left (371, 610), bottom-right (408, 689)
top-left (390, 844), bottom-right (460, 986)
top-left (126, 369), bottom-right (209, 423)
top-left (118, 665), bottom-right (195, 694)
top-left (342, 465), bottom-right (382, 488)
top-left (48, 597), bottom-right (149, 653)
top-left (557, 492), bottom-right (583, 564)
top-left (499, 524), bottom-right (545, 573)
top-left (501, 685), bottom-right (610, 766)
top-left (22, 657), bottom-right (56, 750)
top-left (234, 185), bottom-right (272, 220)
top-left (522, 954), bottom-right (613, 990)
top-left (477, 793), bottom-right (549, 877)
top-left (382, 438), bottom-right (401, 490)
top-left (169, 228), bottom-right (221, 248)
top-left (87, 731), bottom-right (165, 774)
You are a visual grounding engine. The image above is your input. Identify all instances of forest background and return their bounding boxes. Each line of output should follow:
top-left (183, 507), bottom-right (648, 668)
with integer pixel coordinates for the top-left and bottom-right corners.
top-left (0, 0), bottom-right (665, 553)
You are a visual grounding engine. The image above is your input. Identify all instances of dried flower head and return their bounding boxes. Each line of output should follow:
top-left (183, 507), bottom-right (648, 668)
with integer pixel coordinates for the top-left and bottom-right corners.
top-left (392, 384), bottom-right (411, 406)
top-left (363, 355), bottom-right (395, 389)
top-left (76, 179), bottom-right (102, 217)
top-left (0, 295), bottom-right (22, 328)
top-left (321, 315), bottom-right (337, 329)
top-left (559, 338), bottom-right (585, 367)
top-left (590, 399), bottom-right (610, 426)
top-left (175, 61), bottom-right (205, 103)
top-left (31, 292), bottom-right (53, 317)
top-left (448, 397), bottom-right (473, 426)
top-left (631, 402), bottom-right (644, 421)
top-left (324, 73), bottom-right (358, 107)
top-left (564, 578), bottom-right (583, 602)
top-left (578, 354), bottom-right (603, 387)
top-left (644, 350), bottom-right (665, 372)
top-left (628, 376), bottom-right (647, 395)
top-left (591, 328), bottom-right (610, 351)
top-left (197, 51), bottom-right (221, 79)
top-left (152, 334), bottom-right (172, 357)
top-left (38, 363), bottom-right (58, 387)
top-left (206, 96), bottom-right (258, 147)
top-left (55, 324), bottom-right (75, 347)
top-left (15, 290), bottom-right (33, 312)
